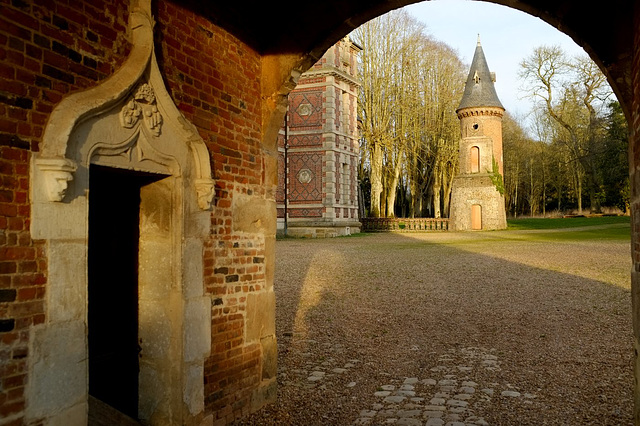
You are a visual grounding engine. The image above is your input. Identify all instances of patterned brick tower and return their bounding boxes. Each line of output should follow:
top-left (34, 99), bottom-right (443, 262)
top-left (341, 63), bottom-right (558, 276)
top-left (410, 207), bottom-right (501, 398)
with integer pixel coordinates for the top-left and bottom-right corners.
top-left (277, 37), bottom-right (362, 237)
top-left (449, 37), bottom-right (507, 230)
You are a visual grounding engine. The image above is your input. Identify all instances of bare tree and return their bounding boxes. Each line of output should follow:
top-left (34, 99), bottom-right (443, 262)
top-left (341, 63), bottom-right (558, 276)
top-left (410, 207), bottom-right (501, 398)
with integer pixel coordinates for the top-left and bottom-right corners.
top-left (519, 46), bottom-right (612, 214)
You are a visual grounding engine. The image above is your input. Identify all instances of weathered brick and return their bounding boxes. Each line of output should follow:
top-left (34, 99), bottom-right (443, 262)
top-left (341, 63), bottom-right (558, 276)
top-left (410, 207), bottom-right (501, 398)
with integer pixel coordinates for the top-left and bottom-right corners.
top-left (0, 289), bottom-right (17, 302)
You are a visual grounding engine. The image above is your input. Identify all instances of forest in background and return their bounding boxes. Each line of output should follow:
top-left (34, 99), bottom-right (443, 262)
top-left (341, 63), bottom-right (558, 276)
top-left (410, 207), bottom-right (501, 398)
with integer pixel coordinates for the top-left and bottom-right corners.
top-left (355, 10), bottom-right (629, 218)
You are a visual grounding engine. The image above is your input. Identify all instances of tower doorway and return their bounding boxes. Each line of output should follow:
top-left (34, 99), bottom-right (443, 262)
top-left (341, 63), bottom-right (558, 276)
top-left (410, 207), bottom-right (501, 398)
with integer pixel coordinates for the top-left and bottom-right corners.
top-left (471, 204), bottom-right (482, 230)
top-left (88, 165), bottom-right (167, 419)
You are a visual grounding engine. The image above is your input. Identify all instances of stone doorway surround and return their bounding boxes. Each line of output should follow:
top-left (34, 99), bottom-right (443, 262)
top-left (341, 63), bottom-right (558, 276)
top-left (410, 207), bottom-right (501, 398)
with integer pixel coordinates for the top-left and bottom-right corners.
top-left (26, 1), bottom-right (215, 424)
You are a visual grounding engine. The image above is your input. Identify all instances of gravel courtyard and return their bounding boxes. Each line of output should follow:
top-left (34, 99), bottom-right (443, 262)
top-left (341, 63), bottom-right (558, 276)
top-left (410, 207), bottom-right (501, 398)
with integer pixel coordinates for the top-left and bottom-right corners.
top-left (236, 226), bottom-right (633, 426)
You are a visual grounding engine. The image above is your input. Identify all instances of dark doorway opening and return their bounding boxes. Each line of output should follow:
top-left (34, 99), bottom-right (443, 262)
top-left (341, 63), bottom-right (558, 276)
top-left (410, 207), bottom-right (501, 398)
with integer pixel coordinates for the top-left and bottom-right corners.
top-left (88, 165), bottom-right (166, 419)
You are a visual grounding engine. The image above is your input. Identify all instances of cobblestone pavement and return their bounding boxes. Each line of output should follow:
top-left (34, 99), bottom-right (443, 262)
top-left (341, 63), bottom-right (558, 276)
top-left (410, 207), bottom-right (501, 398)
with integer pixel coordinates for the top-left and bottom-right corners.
top-left (280, 342), bottom-right (540, 426)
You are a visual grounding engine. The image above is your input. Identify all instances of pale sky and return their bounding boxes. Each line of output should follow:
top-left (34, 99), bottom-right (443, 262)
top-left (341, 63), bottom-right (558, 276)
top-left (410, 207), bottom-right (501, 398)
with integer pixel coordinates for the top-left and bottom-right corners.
top-left (404, 0), bottom-right (589, 127)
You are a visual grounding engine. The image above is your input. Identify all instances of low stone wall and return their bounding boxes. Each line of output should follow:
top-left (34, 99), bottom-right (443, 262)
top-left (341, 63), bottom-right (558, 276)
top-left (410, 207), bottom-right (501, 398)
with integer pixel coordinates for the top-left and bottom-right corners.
top-left (361, 218), bottom-right (450, 232)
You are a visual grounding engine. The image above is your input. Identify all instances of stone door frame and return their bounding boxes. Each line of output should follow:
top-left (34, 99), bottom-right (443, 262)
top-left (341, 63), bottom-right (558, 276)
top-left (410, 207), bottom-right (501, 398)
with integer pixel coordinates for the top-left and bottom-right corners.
top-left (26, 4), bottom-right (214, 425)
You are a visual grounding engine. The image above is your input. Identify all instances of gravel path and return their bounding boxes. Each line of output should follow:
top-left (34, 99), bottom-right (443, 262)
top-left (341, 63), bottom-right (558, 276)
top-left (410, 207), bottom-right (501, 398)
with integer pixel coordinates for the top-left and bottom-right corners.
top-left (235, 228), bottom-right (633, 425)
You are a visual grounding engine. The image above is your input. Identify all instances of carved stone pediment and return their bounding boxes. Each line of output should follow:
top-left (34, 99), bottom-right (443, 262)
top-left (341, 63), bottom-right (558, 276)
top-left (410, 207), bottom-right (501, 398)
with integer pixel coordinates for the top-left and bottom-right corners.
top-left (34, 3), bottom-right (213, 210)
top-left (121, 83), bottom-right (163, 136)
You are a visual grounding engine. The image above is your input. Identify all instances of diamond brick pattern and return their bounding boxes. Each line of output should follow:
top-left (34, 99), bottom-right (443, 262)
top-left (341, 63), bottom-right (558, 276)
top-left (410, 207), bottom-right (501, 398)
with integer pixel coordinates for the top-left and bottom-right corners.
top-left (289, 153), bottom-right (322, 202)
top-left (289, 90), bottom-right (323, 128)
top-left (289, 208), bottom-right (323, 218)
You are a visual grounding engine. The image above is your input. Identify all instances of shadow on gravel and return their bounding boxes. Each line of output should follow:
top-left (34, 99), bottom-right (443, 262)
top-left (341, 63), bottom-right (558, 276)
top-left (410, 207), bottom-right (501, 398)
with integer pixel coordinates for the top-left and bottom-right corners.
top-left (239, 232), bottom-right (632, 426)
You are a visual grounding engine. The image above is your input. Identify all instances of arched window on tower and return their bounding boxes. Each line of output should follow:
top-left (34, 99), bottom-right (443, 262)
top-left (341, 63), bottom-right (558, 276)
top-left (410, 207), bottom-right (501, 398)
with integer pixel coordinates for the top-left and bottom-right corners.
top-left (470, 146), bottom-right (480, 173)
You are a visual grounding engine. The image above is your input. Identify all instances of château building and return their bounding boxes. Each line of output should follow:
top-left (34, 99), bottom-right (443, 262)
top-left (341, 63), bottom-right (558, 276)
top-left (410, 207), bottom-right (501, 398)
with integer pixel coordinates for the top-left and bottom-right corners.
top-left (277, 37), bottom-right (362, 237)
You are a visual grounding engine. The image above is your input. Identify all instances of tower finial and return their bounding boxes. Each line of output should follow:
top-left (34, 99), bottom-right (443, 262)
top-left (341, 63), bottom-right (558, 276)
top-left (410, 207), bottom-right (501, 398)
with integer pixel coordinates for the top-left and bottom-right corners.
top-left (477, 34), bottom-right (481, 46)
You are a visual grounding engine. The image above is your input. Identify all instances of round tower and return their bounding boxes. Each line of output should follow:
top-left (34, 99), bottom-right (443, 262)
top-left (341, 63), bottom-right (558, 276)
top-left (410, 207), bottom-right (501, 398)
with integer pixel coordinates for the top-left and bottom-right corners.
top-left (449, 36), bottom-right (507, 231)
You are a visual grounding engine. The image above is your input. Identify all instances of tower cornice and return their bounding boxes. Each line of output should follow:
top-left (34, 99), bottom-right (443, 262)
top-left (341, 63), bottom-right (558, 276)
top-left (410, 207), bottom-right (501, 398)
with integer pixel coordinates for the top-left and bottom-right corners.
top-left (457, 106), bottom-right (505, 120)
top-left (301, 67), bottom-right (360, 87)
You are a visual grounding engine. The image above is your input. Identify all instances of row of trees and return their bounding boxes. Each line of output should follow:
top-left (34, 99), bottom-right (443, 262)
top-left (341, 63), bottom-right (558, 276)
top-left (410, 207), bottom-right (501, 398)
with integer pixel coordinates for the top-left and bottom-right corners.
top-left (354, 10), bottom-right (466, 218)
top-left (355, 13), bottom-right (629, 218)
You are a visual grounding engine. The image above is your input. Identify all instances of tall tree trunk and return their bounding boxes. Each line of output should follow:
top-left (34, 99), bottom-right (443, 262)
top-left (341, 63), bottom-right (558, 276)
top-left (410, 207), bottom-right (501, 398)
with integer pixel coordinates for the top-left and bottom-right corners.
top-left (442, 167), bottom-right (454, 218)
top-left (530, 159), bottom-right (535, 216)
top-left (588, 165), bottom-right (601, 213)
top-left (542, 152), bottom-right (546, 217)
top-left (425, 185), bottom-right (433, 218)
top-left (432, 166), bottom-right (442, 218)
top-left (370, 144), bottom-right (383, 217)
top-left (385, 153), bottom-right (403, 217)
top-left (577, 174), bottom-right (583, 214)
top-left (556, 161), bottom-right (562, 212)
top-left (514, 163), bottom-right (519, 218)
top-left (433, 185), bottom-right (441, 218)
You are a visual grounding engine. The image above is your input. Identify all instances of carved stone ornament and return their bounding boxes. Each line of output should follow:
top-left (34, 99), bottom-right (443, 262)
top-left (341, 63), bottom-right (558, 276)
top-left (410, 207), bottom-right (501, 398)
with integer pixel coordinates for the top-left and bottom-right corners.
top-left (297, 103), bottom-right (312, 116)
top-left (297, 168), bottom-right (313, 184)
top-left (35, 157), bottom-right (77, 202)
top-left (35, 3), bottom-right (213, 210)
top-left (195, 178), bottom-right (215, 210)
top-left (121, 83), bottom-right (163, 136)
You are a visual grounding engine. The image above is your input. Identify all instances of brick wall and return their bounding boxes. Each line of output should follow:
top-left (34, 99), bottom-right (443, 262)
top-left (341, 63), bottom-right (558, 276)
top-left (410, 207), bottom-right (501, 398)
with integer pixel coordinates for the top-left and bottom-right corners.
top-left (154, 2), bottom-right (267, 424)
top-left (0, 0), bottom-right (268, 424)
top-left (0, 0), bottom-right (130, 423)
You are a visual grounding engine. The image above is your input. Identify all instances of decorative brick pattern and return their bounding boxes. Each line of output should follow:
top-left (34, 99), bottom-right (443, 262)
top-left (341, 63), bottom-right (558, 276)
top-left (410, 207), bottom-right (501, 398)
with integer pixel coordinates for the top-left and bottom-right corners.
top-left (297, 76), bottom-right (326, 85)
top-left (289, 208), bottom-right (323, 218)
top-left (335, 87), bottom-right (340, 131)
top-left (351, 156), bottom-right (357, 205)
top-left (288, 152), bottom-right (322, 202)
top-left (335, 152), bottom-right (341, 202)
top-left (0, 0), bottom-right (130, 153)
top-left (276, 38), bottom-right (361, 237)
top-left (289, 134), bottom-right (322, 147)
top-left (288, 89), bottom-right (323, 129)
top-left (276, 151), bottom-right (285, 204)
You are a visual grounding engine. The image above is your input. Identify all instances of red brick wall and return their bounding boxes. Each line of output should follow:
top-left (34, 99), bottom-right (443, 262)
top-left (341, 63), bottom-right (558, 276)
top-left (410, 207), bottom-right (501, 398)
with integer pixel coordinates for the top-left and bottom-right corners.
top-left (0, 0), bottom-right (130, 423)
top-left (154, 2), bottom-right (266, 423)
top-left (0, 0), bottom-right (268, 423)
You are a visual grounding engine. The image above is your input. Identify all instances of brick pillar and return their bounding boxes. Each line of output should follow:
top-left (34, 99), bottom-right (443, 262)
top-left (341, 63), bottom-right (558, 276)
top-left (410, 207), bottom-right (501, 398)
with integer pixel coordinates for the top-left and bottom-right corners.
top-left (631, 3), bottom-right (640, 424)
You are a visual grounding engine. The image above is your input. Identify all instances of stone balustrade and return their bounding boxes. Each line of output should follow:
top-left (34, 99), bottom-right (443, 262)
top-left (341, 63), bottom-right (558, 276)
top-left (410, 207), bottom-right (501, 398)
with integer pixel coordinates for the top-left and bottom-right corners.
top-left (361, 218), bottom-right (450, 232)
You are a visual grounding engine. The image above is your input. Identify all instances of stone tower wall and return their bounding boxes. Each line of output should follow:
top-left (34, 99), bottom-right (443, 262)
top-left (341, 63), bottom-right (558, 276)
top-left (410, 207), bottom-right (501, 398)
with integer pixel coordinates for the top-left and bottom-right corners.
top-left (449, 176), bottom-right (507, 231)
top-left (451, 101), bottom-right (506, 231)
top-left (458, 108), bottom-right (504, 175)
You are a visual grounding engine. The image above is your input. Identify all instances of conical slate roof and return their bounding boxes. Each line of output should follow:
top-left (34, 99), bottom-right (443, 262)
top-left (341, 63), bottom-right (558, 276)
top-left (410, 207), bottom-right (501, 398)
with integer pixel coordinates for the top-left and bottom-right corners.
top-left (457, 37), bottom-right (504, 111)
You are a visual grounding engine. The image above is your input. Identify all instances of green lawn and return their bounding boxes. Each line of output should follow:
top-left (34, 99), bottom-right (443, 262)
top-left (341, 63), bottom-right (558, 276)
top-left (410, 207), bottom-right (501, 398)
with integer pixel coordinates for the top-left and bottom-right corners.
top-left (507, 215), bottom-right (630, 230)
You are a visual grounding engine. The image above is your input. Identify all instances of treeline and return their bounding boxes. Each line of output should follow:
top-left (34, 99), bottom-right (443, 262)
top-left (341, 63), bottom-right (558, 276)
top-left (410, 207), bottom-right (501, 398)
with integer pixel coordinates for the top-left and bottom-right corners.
top-left (504, 103), bottom-right (628, 217)
top-left (356, 13), bottom-right (629, 218)
top-left (506, 46), bottom-right (628, 216)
